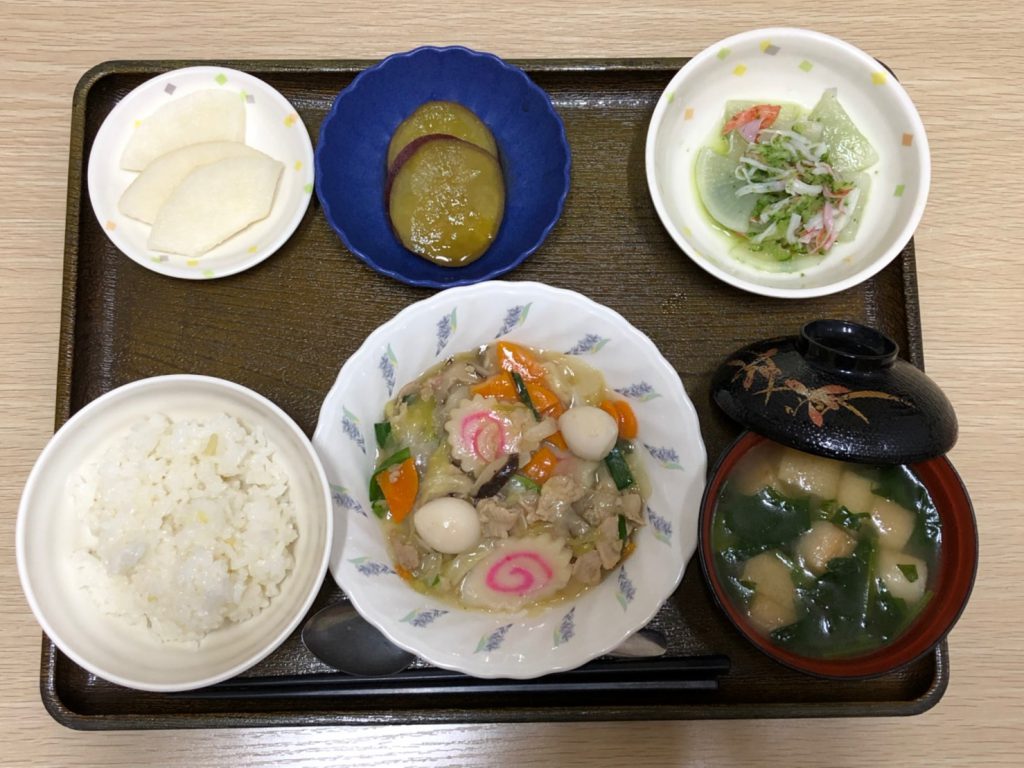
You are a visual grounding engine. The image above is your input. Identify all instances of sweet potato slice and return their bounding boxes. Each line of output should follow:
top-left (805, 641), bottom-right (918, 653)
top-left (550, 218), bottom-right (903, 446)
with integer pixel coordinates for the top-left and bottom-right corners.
top-left (387, 101), bottom-right (498, 170)
top-left (387, 135), bottom-right (504, 267)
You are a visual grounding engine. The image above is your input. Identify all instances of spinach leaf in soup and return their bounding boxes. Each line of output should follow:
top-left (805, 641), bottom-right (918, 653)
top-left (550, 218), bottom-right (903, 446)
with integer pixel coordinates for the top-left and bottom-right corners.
top-left (718, 485), bottom-right (812, 558)
top-left (872, 465), bottom-right (942, 558)
top-left (772, 537), bottom-right (875, 657)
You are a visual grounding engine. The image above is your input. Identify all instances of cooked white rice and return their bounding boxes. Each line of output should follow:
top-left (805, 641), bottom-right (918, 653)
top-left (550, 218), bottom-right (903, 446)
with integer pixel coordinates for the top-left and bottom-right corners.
top-left (71, 412), bottom-right (297, 643)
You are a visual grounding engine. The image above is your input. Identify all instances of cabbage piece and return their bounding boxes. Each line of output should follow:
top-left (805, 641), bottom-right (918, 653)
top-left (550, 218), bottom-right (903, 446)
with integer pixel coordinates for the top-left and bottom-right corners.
top-left (419, 445), bottom-right (474, 504)
top-left (388, 396), bottom-right (439, 466)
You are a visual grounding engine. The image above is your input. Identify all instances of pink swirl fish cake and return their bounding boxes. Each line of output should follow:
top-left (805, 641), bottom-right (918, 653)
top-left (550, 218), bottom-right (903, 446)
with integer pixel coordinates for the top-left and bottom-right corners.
top-left (461, 534), bottom-right (572, 611)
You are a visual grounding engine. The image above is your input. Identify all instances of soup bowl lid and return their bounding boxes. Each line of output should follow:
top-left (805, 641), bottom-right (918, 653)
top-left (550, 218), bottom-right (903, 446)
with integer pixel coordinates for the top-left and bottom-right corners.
top-left (710, 319), bottom-right (957, 464)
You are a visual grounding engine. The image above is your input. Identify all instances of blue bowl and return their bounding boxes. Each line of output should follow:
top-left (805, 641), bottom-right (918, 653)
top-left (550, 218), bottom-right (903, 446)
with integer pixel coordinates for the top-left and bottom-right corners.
top-left (315, 46), bottom-right (571, 288)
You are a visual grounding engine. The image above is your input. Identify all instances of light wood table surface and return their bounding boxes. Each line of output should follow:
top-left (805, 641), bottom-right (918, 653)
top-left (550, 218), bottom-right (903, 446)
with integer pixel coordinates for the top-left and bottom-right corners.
top-left (2, 1), bottom-right (1020, 765)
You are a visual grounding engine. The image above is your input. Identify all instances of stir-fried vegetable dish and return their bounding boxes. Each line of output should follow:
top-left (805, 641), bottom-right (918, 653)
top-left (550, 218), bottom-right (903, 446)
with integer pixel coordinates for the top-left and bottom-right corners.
top-left (370, 341), bottom-right (646, 612)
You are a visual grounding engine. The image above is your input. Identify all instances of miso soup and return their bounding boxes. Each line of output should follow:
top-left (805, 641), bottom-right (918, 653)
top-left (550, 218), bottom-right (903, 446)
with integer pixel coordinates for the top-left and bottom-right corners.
top-left (711, 439), bottom-right (941, 659)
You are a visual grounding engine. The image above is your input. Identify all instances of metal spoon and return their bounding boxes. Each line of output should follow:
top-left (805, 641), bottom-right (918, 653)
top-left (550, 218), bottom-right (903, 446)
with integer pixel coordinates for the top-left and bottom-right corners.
top-left (301, 601), bottom-right (667, 676)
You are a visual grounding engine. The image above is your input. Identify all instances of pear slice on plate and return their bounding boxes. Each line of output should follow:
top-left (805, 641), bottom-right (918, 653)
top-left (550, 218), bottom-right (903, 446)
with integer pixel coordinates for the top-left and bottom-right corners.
top-left (147, 154), bottom-right (284, 257)
top-left (121, 89), bottom-right (245, 171)
top-left (119, 141), bottom-right (267, 224)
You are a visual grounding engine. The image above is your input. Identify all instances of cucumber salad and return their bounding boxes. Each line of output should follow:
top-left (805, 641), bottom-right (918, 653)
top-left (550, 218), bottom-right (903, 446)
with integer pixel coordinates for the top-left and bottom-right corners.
top-left (695, 90), bottom-right (878, 270)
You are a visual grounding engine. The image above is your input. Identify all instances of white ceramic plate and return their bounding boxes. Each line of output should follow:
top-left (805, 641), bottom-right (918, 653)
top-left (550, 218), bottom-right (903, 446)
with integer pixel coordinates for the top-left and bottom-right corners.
top-left (313, 281), bottom-right (707, 679)
top-left (16, 375), bottom-right (332, 692)
top-left (87, 66), bottom-right (314, 280)
top-left (646, 28), bottom-right (930, 298)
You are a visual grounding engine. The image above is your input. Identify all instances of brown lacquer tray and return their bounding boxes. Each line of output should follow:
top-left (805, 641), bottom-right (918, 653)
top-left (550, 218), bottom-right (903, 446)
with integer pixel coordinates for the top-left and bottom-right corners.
top-left (44, 58), bottom-right (945, 729)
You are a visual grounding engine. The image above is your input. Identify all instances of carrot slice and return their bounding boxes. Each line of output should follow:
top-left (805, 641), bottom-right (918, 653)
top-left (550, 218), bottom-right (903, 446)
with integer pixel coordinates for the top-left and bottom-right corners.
top-left (471, 371), bottom-right (518, 400)
top-left (545, 431), bottom-right (568, 451)
top-left (497, 341), bottom-right (547, 382)
top-left (613, 400), bottom-right (638, 440)
top-left (526, 381), bottom-right (564, 418)
top-left (521, 445), bottom-right (559, 484)
top-left (395, 564), bottom-right (414, 582)
top-left (376, 457), bottom-right (419, 523)
top-left (599, 400), bottom-right (620, 425)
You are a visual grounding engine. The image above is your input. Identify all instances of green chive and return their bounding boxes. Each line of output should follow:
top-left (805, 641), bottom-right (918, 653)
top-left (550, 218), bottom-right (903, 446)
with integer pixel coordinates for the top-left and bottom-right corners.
top-left (510, 371), bottom-right (540, 420)
top-left (897, 563), bottom-right (919, 583)
top-left (604, 442), bottom-right (636, 490)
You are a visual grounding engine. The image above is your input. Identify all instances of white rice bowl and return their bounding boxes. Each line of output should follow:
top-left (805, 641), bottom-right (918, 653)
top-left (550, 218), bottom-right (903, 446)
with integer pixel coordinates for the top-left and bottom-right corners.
top-left (17, 375), bottom-right (332, 692)
top-left (314, 281), bottom-right (706, 679)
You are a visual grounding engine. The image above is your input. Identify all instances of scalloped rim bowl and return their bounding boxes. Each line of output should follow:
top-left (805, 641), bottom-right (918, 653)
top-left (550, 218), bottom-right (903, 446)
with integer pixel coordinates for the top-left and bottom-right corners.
top-left (16, 375), bottom-right (333, 692)
top-left (312, 281), bottom-right (707, 678)
top-left (698, 431), bottom-right (978, 679)
top-left (646, 27), bottom-right (930, 298)
top-left (315, 46), bottom-right (571, 288)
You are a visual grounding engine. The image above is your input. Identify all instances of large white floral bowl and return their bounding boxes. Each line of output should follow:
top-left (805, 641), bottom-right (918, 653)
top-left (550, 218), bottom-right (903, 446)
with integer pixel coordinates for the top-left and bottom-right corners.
top-left (312, 281), bottom-right (706, 678)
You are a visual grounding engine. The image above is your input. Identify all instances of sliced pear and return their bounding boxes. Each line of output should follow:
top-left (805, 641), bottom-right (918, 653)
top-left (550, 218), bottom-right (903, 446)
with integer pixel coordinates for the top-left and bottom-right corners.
top-left (121, 89), bottom-right (246, 171)
top-left (808, 90), bottom-right (878, 174)
top-left (119, 141), bottom-right (266, 224)
top-left (695, 146), bottom-right (759, 233)
top-left (147, 155), bottom-right (283, 257)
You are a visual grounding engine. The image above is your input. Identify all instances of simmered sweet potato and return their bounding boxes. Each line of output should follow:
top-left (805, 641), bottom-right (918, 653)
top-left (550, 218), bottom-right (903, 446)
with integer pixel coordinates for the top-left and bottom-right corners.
top-left (387, 135), bottom-right (505, 267)
top-left (387, 101), bottom-right (498, 170)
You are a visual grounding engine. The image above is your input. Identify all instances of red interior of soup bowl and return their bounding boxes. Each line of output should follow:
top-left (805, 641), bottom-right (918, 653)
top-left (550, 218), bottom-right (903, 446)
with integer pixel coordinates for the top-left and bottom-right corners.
top-left (699, 431), bottom-right (978, 679)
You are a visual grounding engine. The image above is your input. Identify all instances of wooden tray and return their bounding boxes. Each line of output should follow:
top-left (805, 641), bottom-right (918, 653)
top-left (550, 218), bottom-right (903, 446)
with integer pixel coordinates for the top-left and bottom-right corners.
top-left (44, 58), bottom-right (946, 729)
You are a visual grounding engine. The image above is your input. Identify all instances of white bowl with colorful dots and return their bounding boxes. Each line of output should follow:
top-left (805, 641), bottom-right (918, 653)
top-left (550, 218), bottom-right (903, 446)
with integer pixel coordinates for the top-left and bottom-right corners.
top-left (312, 281), bottom-right (707, 679)
top-left (87, 66), bottom-right (315, 280)
top-left (646, 28), bottom-right (930, 298)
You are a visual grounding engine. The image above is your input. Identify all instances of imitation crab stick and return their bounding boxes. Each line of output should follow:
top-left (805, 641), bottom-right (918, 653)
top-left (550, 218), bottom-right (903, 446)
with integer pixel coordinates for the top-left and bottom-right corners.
top-left (722, 104), bottom-right (781, 137)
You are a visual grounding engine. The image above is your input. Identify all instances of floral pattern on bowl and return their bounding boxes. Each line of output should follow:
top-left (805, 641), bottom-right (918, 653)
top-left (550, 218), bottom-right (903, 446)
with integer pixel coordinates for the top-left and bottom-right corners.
top-left (312, 281), bottom-right (706, 678)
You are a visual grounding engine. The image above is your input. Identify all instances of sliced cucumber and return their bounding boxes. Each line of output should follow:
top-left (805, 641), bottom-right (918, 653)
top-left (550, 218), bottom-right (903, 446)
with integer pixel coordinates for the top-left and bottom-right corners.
top-left (695, 146), bottom-right (759, 233)
top-left (809, 90), bottom-right (879, 174)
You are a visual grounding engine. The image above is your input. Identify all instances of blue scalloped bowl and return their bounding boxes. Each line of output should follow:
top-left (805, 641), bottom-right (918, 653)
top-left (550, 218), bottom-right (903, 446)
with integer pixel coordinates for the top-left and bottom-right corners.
top-left (315, 46), bottom-right (571, 288)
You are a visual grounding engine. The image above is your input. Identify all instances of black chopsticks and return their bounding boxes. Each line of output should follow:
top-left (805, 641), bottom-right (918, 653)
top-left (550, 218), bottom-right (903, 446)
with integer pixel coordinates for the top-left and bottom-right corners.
top-left (180, 655), bottom-right (730, 700)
